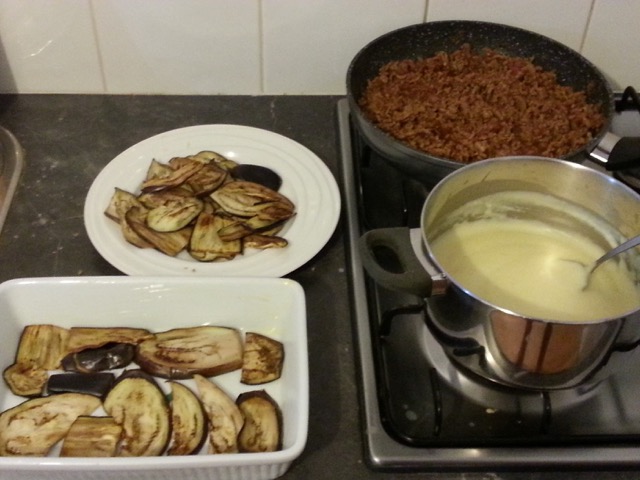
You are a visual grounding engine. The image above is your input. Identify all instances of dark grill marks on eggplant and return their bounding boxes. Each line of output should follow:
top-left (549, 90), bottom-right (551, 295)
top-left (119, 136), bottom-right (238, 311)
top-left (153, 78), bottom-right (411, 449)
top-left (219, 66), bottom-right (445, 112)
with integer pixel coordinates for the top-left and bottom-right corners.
top-left (237, 390), bottom-right (283, 453)
top-left (135, 326), bottom-right (244, 379)
top-left (241, 332), bottom-right (285, 385)
top-left (0, 393), bottom-right (102, 456)
top-left (60, 416), bottom-right (122, 457)
top-left (167, 381), bottom-right (207, 456)
top-left (103, 370), bottom-right (171, 457)
top-left (104, 150), bottom-right (294, 262)
top-left (1, 325), bottom-right (286, 457)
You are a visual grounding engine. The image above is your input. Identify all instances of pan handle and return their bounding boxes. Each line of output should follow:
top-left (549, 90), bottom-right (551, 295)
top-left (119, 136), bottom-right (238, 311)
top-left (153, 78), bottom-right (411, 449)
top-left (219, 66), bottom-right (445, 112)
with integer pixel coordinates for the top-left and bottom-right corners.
top-left (358, 227), bottom-right (447, 297)
top-left (590, 132), bottom-right (640, 170)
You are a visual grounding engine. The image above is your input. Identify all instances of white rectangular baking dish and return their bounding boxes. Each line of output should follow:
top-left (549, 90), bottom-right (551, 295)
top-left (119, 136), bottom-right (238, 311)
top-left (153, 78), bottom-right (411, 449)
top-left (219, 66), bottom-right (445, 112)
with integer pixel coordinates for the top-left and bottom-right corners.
top-left (0, 276), bottom-right (308, 480)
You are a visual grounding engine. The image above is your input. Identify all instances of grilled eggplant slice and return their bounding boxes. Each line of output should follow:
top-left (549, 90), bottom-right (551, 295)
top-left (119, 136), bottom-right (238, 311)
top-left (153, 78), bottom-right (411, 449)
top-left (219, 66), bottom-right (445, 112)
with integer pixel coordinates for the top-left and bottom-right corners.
top-left (104, 190), bottom-right (154, 248)
top-left (104, 187), bottom-right (145, 222)
top-left (215, 219), bottom-right (255, 242)
top-left (186, 163), bottom-right (228, 196)
top-left (243, 234), bottom-right (288, 250)
top-left (137, 187), bottom-right (195, 209)
top-left (210, 181), bottom-right (295, 221)
top-left (241, 332), bottom-right (285, 385)
top-left (236, 390), bottom-right (283, 453)
top-left (107, 153), bottom-right (296, 263)
top-left (141, 159), bottom-right (203, 193)
top-left (190, 150), bottom-right (238, 171)
top-left (125, 207), bottom-right (192, 256)
top-left (119, 207), bottom-right (154, 249)
top-left (61, 342), bottom-right (136, 373)
top-left (194, 374), bottom-right (244, 454)
top-left (66, 327), bottom-right (152, 354)
top-left (144, 158), bottom-right (174, 182)
top-left (103, 369), bottom-right (171, 457)
top-left (60, 416), bottom-right (123, 457)
top-left (2, 363), bottom-right (48, 397)
top-left (0, 393), bottom-right (101, 456)
top-left (3, 324), bottom-right (71, 396)
top-left (146, 197), bottom-right (203, 232)
top-left (189, 211), bottom-right (242, 261)
top-left (135, 326), bottom-right (243, 379)
top-left (167, 382), bottom-right (207, 456)
top-left (13, 324), bottom-right (70, 370)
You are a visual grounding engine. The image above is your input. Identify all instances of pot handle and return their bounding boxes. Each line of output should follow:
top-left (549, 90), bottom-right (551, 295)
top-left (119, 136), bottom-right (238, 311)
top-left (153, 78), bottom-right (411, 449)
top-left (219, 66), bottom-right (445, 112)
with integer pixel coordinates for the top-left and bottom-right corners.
top-left (358, 227), bottom-right (443, 297)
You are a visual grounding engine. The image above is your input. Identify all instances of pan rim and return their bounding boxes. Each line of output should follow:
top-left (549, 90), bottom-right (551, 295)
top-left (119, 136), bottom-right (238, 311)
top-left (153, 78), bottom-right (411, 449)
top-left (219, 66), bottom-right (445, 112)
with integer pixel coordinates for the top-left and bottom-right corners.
top-left (346, 19), bottom-right (614, 171)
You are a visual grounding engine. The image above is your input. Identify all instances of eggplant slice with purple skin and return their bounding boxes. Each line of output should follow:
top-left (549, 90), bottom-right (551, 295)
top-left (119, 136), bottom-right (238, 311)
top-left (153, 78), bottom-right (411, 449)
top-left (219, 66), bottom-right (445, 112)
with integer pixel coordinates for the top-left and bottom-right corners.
top-left (125, 206), bottom-right (193, 256)
top-left (135, 326), bottom-right (244, 379)
top-left (230, 164), bottom-right (282, 191)
top-left (241, 332), bottom-right (285, 385)
top-left (105, 150), bottom-right (296, 262)
top-left (103, 369), bottom-right (171, 457)
top-left (0, 393), bottom-right (101, 456)
top-left (46, 372), bottom-right (115, 398)
top-left (167, 381), bottom-right (208, 456)
top-left (194, 374), bottom-right (244, 454)
top-left (61, 342), bottom-right (136, 373)
top-left (3, 324), bottom-right (71, 396)
top-left (236, 390), bottom-right (283, 453)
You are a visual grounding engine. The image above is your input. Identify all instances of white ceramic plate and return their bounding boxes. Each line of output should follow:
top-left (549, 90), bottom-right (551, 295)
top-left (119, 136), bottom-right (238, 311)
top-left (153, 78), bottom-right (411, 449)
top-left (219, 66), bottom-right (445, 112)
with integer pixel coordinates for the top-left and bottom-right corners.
top-left (84, 125), bottom-right (340, 277)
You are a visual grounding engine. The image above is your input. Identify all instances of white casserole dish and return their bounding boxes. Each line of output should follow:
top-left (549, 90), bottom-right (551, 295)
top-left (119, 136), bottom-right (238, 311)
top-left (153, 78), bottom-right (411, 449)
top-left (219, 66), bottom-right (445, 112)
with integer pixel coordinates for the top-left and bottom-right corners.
top-left (0, 276), bottom-right (308, 480)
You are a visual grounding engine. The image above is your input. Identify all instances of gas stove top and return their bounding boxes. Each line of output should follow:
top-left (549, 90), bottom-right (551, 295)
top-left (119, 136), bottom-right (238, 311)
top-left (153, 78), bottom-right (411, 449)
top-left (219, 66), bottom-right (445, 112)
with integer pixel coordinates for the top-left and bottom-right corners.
top-left (338, 92), bottom-right (640, 470)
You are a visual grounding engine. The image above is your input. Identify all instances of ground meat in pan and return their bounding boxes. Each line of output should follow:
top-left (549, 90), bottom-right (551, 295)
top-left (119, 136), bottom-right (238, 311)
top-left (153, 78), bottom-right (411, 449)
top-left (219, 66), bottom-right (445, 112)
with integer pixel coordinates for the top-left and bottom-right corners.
top-left (358, 45), bottom-right (606, 164)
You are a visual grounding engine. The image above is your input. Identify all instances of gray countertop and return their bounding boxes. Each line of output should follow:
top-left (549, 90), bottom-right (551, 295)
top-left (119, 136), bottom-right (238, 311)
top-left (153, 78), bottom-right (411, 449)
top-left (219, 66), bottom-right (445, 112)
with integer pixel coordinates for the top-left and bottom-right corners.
top-left (0, 94), bottom-right (637, 480)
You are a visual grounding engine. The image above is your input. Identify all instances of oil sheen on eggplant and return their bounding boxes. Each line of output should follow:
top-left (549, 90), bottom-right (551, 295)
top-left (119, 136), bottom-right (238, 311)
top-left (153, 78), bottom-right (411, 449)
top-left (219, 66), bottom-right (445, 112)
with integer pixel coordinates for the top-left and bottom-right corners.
top-left (61, 343), bottom-right (135, 373)
top-left (0, 324), bottom-right (287, 457)
top-left (103, 369), bottom-right (171, 457)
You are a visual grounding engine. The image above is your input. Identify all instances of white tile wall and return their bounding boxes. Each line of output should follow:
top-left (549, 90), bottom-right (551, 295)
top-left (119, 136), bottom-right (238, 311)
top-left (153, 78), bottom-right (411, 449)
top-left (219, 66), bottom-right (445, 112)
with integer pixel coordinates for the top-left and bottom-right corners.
top-left (0, 0), bottom-right (103, 93)
top-left (261, 0), bottom-right (425, 94)
top-left (425, 0), bottom-right (594, 51)
top-left (92, 0), bottom-right (261, 95)
top-left (0, 0), bottom-right (637, 95)
top-left (583, 0), bottom-right (640, 90)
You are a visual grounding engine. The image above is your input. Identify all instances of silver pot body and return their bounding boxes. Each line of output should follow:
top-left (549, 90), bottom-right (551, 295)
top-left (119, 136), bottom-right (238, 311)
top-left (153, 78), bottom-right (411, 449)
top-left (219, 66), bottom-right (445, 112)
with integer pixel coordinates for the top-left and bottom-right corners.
top-left (359, 157), bottom-right (640, 390)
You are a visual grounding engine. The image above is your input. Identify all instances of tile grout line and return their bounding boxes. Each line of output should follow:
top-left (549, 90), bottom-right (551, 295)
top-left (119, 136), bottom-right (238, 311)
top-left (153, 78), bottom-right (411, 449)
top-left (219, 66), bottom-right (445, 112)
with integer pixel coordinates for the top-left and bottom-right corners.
top-left (258, 0), bottom-right (265, 94)
top-left (580, 0), bottom-right (598, 53)
top-left (88, 0), bottom-right (108, 94)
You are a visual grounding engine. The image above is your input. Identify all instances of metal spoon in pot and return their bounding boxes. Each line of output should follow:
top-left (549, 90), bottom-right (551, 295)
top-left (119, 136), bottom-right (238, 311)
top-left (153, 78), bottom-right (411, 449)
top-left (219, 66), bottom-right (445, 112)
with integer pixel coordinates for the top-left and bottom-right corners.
top-left (582, 234), bottom-right (640, 290)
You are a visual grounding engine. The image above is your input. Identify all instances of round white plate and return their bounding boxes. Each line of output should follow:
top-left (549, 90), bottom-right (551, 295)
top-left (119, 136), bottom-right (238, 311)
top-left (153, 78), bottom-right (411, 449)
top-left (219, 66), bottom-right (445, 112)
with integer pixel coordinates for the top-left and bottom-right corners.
top-left (84, 125), bottom-right (341, 277)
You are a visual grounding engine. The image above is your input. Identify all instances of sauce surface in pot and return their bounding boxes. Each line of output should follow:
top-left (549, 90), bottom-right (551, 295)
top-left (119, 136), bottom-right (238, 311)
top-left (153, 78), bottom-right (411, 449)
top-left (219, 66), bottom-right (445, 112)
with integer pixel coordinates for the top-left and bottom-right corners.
top-left (429, 191), bottom-right (640, 322)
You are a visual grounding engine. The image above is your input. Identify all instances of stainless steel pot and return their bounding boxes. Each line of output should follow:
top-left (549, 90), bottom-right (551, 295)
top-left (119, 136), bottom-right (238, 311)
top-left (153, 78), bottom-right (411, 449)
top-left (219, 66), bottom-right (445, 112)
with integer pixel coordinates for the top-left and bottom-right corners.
top-left (359, 157), bottom-right (640, 390)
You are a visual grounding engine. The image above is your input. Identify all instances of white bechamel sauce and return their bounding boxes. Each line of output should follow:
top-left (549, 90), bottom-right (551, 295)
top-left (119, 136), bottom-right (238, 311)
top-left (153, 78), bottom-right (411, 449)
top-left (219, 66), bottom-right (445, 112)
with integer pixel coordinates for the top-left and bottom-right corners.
top-left (429, 191), bottom-right (640, 322)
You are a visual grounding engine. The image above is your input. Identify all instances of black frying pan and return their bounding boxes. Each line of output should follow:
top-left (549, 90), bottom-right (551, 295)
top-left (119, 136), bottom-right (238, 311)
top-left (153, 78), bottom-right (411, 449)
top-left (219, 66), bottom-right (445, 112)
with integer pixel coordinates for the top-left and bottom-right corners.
top-left (346, 20), bottom-right (640, 185)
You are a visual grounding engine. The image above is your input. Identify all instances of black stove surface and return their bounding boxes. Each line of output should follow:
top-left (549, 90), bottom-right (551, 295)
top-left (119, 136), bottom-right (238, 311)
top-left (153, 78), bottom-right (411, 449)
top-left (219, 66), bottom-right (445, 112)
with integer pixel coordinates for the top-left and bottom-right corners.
top-left (339, 94), bottom-right (640, 470)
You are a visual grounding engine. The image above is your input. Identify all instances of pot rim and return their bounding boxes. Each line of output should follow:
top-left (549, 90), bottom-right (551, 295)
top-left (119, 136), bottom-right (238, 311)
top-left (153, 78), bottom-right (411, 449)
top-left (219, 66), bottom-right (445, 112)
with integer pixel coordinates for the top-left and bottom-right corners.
top-left (420, 155), bottom-right (640, 325)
